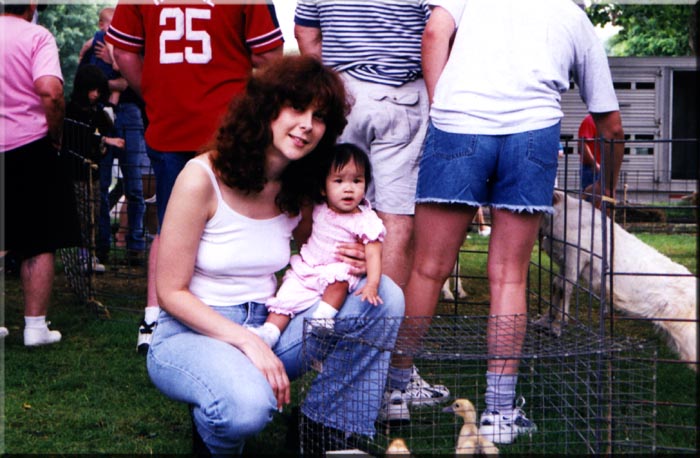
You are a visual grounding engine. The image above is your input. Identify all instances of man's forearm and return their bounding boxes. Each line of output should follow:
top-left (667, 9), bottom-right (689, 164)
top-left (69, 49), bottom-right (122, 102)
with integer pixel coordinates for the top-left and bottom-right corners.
top-left (592, 111), bottom-right (625, 197)
top-left (113, 48), bottom-right (143, 97)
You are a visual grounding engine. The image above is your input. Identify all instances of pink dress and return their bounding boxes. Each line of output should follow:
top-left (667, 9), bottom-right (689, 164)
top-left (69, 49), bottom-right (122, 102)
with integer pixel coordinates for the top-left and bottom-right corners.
top-left (266, 201), bottom-right (386, 317)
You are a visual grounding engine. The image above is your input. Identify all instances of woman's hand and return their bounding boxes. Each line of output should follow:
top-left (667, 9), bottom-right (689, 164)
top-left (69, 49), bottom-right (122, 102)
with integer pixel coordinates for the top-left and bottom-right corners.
top-left (239, 333), bottom-right (291, 411)
top-left (335, 241), bottom-right (367, 276)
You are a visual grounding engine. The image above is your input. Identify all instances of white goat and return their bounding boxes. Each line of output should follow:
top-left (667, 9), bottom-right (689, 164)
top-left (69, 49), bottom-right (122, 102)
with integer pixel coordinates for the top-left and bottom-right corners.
top-left (537, 191), bottom-right (697, 371)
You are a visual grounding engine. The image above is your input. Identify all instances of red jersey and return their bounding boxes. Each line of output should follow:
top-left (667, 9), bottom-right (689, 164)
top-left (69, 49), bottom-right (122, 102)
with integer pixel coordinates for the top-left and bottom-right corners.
top-left (578, 114), bottom-right (600, 165)
top-left (106, 1), bottom-right (284, 152)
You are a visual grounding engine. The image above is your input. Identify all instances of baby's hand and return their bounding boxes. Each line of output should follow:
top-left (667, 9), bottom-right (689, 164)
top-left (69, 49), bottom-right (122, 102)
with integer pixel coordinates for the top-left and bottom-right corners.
top-left (355, 284), bottom-right (383, 306)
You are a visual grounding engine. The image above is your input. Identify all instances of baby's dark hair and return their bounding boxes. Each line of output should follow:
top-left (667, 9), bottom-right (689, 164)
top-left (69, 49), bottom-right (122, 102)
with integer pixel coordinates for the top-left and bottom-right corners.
top-left (314, 143), bottom-right (372, 203)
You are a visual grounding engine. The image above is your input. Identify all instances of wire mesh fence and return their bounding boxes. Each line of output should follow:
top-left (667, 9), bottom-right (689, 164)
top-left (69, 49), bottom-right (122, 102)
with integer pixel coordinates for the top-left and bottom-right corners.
top-left (440, 139), bottom-right (697, 455)
top-left (298, 315), bottom-right (656, 456)
top-left (58, 118), bottom-right (152, 319)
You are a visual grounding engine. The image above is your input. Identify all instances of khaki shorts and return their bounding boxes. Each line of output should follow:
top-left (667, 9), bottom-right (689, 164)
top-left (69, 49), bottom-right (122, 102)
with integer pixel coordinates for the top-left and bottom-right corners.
top-left (338, 75), bottom-right (429, 215)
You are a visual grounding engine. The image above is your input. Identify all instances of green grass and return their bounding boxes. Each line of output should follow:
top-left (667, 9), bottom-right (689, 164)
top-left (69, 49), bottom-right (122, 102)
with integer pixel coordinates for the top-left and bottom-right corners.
top-left (1, 231), bottom-right (697, 454)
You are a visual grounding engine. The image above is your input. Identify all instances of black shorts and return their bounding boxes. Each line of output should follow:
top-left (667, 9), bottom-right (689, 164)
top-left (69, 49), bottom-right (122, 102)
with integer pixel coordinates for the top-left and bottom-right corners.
top-left (2, 136), bottom-right (81, 258)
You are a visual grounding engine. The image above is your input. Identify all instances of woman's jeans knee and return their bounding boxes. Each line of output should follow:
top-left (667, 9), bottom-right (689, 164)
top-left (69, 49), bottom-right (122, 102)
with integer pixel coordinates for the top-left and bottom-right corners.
top-left (147, 304), bottom-right (276, 455)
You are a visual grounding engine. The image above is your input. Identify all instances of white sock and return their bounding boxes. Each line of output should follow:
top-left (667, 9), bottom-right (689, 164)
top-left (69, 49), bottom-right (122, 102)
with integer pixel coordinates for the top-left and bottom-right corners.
top-left (25, 315), bottom-right (48, 329)
top-left (311, 301), bottom-right (339, 320)
top-left (249, 322), bottom-right (281, 348)
top-left (144, 306), bottom-right (160, 324)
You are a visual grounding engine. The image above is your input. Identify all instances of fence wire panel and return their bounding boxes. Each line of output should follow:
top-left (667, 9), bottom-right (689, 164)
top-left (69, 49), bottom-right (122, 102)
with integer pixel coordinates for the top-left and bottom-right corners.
top-left (298, 315), bottom-right (655, 456)
top-left (58, 119), bottom-right (152, 318)
top-left (439, 138), bottom-right (697, 454)
top-left (58, 119), bottom-right (103, 315)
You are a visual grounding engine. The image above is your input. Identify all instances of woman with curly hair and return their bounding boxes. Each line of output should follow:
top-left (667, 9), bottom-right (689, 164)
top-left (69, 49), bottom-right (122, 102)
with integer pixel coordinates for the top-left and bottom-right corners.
top-left (145, 55), bottom-right (405, 455)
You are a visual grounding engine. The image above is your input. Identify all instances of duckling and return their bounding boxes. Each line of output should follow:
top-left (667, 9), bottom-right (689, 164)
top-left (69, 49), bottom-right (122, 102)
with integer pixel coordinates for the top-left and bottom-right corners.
top-left (443, 398), bottom-right (499, 456)
top-left (385, 437), bottom-right (411, 456)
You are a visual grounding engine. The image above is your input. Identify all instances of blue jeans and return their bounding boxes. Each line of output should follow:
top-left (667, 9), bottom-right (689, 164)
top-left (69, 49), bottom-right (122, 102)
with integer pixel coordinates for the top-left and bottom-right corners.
top-left (146, 147), bottom-right (195, 230)
top-left (580, 163), bottom-right (600, 191)
top-left (98, 103), bottom-right (147, 253)
top-left (146, 276), bottom-right (405, 455)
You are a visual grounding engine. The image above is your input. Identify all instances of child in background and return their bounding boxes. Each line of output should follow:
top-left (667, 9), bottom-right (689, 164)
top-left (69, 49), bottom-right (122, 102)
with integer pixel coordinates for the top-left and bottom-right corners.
top-left (79, 7), bottom-right (120, 106)
top-left (250, 143), bottom-right (386, 347)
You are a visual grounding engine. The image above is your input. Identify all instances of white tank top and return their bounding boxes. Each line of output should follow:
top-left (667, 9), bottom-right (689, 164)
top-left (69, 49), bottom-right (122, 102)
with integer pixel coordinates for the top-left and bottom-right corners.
top-left (187, 159), bottom-right (301, 306)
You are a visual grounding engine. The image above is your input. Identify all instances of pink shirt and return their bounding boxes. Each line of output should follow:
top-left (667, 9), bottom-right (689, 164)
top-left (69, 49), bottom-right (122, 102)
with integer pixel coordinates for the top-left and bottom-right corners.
top-left (0, 15), bottom-right (63, 151)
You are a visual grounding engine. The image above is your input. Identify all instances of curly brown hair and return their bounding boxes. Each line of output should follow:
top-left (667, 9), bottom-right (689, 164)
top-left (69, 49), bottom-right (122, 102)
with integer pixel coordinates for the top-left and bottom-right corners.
top-left (210, 55), bottom-right (350, 216)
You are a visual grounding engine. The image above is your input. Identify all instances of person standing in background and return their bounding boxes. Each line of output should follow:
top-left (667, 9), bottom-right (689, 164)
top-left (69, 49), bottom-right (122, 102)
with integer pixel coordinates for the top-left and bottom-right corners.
top-left (294, 0), bottom-right (449, 418)
top-left (106, 1), bottom-right (284, 355)
top-left (578, 113), bottom-right (601, 193)
top-left (401, 0), bottom-right (624, 444)
top-left (1, 2), bottom-right (81, 345)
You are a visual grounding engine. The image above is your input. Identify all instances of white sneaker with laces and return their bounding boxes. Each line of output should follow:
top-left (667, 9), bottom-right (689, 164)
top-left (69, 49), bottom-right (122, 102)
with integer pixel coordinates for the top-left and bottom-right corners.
top-left (137, 320), bottom-right (157, 355)
top-left (377, 389), bottom-right (410, 424)
top-left (24, 326), bottom-right (62, 347)
top-left (401, 365), bottom-right (450, 407)
top-left (478, 396), bottom-right (537, 444)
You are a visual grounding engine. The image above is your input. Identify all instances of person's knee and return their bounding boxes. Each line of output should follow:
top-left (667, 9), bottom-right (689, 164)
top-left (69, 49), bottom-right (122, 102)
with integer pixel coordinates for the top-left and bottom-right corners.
top-left (200, 390), bottom-right (275, 442)
top-left (377, 275), bottom-right (405, 317)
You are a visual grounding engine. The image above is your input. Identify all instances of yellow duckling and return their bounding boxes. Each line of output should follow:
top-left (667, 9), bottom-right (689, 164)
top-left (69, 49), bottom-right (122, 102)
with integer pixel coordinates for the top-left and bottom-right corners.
top-left (443, 398), bottom-right (499, 456)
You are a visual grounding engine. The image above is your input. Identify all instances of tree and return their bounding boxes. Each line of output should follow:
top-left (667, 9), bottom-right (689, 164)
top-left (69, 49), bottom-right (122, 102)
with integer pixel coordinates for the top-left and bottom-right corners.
top-left (38, 3), bottom-right (114, 97)
top-left (587, 3), bottom-right (695, 56)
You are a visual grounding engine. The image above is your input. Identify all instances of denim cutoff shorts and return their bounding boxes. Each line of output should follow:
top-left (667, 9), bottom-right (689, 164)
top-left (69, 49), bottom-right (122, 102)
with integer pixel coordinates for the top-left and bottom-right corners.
top-left (416, 121), bottom-right (560, 214)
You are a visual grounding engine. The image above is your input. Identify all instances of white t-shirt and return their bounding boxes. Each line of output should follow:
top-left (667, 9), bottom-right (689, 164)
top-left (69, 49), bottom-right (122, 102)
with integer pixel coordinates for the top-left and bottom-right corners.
top-left (429, 0), bottom-right (619, 135)
top-left (187, 159), bottom-right (301, 306)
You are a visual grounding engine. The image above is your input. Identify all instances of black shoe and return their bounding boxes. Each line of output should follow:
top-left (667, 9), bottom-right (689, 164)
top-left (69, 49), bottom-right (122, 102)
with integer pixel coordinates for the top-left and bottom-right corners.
top-left (190, 406), bottom-right (212, 458)
top-left (136, 320), bottom-right (156, 355)
top-left (299, 414), bottom-right (378, 457)
top-left (299, 414), bottom-right (347, 457)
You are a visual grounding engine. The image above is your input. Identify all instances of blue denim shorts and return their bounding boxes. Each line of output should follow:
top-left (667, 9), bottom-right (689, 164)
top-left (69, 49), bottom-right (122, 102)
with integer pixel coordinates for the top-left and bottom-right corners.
top-left (146, 147), bottom-right (196, 229)
top-left (416, 122), bottom-right (560, 213)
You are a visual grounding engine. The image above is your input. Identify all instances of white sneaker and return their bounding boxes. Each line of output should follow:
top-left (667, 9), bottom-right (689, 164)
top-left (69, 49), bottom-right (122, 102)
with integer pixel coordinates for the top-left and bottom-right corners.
top-left (478, 397), bottom-right (537, 444)
top-left (92, 257), bottom-right (106, 273)
top-left (137, 320), bottom-right (157, 355)
top-left (80, 254), bottom-right (105, 274)
top-left (24, 326), bottom-right (62, 347)
top-left (377, 389), bottom-right (410, 424)
top-left (402, 365), bottom-right (450, 407)
top-left (479, 227), bottom-right (491, 237)
top-left (0, 326), bottom-right (8, 338)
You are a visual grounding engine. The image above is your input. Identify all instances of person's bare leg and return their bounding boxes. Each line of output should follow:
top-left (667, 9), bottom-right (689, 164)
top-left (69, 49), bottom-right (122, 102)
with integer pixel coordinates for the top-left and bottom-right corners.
top-left (22, 252), bottom-right (54, 317)
top-left (375, 212), bottom-right (414, 290)
top-left (486, 208), bottom-right (542, 375)
top-left (320, 281), bottom-right (349, 311)
top-left (393, 203), bottom-right (477, 369)
top-left (22, 252), bottom-right (62, 346)
top-left (147, 235), bottom-right (159, 308)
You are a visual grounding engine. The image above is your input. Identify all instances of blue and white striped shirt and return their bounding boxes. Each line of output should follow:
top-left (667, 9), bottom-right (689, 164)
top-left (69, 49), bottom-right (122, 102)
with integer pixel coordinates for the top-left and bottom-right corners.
top-left (295, 0), bottom-right (430, 87)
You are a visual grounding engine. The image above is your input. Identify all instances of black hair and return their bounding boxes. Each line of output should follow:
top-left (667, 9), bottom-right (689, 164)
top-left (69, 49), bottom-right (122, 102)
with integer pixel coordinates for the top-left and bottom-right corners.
top-left (70, 64), bottom-right (109, 107)
top-left (314, 143), bottom-right (373, 204)
top-left (2, 4), bottom-right (29, 14)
